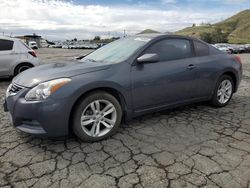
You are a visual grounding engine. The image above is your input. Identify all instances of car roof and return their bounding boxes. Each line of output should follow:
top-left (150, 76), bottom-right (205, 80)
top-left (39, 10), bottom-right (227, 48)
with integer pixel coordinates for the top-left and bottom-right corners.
top-left (0, 36), bottom-right (20, 41)
top-left (135, 33), bottom-right (200, 41)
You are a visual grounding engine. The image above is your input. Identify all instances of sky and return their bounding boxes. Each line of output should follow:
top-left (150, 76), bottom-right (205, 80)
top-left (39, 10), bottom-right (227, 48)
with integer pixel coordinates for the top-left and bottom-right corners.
top-left (0, 0), bottom-right (249, 40)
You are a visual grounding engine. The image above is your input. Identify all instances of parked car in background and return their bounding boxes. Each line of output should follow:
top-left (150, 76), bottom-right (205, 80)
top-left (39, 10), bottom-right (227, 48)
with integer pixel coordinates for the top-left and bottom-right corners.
top-left (245, 44), bottom-right (250, 53)
top-left (62, 45), bottom-right (68, 49)
top-left (229, 44), bottom-right (241, 54)
top-left (0, 37), bottom-right (40, 77)
top-left (40, 39), bottom-right (49, 48)
top-left (237, 45), bottom-right (246, 53)
top-left (214, 43), bottom-right (244, 54)
top-left (28, 41), bottom-right (38, 50)
top-left (49, 44), bottom-right (62, 48)
top-left (4, 34), bottom-right (242, 142)
top-left (213, 44), bottom-right (231, 54)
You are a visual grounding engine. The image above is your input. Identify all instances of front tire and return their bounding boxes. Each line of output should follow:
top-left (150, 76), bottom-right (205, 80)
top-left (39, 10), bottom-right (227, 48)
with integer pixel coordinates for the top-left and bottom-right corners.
top-left (72, 91), bottom-right (122, 142)
top-left (210, 75), bottom-right (234, 107)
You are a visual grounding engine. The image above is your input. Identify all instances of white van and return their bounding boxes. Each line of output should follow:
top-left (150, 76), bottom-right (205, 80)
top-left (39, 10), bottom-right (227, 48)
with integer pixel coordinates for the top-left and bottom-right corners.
top-left (28, 41), bottom-right (38, 49)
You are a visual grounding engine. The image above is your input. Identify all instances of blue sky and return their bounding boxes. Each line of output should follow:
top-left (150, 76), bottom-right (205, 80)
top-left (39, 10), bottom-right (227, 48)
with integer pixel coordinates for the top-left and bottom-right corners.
top-left (0, 0), bottom-right (249, 40)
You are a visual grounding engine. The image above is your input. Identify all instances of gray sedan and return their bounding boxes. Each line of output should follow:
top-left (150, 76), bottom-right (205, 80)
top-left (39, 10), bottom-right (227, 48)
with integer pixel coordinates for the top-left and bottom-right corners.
top-left (4, 34), bottom-right (242, 142)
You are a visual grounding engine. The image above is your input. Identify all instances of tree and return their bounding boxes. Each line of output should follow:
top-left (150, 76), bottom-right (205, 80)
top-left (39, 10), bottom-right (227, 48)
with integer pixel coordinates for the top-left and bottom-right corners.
top-left (210, 28), bottom-right (228, 43)
top-left (94, 36), bottom-right (101, 41)
top-left (200, 32), bottom-right (212, 43)
top-left (200, 28), bottom-right (229, 44)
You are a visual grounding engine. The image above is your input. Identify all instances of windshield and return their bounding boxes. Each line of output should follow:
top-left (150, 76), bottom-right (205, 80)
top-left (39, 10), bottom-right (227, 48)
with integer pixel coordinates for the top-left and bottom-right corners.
top-left (80, 37), bottom-right (151, 64)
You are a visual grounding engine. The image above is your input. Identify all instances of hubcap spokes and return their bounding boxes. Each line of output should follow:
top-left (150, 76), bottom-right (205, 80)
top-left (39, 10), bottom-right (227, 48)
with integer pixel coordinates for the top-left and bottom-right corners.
top-left (217, 80), bottom-right (232, 104)
top-left (81, 100), bottom-right (117, 137)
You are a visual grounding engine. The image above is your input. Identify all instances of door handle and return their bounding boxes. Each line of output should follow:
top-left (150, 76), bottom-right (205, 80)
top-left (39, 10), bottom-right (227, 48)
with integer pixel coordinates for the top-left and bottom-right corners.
top-left (187, 64), bottom-right (196, 70)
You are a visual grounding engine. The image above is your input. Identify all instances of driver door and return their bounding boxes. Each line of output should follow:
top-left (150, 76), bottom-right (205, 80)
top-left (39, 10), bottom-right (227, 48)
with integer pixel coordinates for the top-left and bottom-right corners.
top-left (131, 38), bottom-right (200, 111)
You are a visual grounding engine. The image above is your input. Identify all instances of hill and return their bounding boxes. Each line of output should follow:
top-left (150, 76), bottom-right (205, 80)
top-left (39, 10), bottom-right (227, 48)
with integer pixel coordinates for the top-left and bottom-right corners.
top-left (176, 9), bottom-right (250, 44)
top-left (138, 29), bottom-right (160, 34)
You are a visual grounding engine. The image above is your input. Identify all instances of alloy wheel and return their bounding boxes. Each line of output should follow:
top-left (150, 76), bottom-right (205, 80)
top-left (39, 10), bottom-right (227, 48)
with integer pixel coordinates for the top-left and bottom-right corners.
top-left (80, 99), bottom-right (117, 137)
top-left (217, 79), bottom-right (233, 104)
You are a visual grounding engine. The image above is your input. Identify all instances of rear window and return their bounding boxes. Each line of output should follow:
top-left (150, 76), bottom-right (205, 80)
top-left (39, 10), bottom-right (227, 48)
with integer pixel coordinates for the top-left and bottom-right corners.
top-left (0, 39), bottom-right (14, 51)
top-left (194, 41), bottom-right (209, 57)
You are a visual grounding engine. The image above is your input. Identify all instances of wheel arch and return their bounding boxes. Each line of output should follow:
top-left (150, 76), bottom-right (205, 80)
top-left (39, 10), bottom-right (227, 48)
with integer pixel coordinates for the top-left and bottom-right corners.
top-left (68, 86), bottom-right (128, 132)
top-left (13, 62), bottom-right (34, 76)
top-left (221, 71), bottom-right (237, 92)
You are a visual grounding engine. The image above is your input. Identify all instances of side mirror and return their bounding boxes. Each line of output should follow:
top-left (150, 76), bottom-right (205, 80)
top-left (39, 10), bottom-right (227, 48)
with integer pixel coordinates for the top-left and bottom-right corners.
top-left (137, 53), bottom-right (159, 63)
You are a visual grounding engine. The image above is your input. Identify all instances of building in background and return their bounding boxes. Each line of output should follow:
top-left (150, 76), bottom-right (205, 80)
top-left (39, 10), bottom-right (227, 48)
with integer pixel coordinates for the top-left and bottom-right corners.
top-left (15, 33), bottom-right (42, 47)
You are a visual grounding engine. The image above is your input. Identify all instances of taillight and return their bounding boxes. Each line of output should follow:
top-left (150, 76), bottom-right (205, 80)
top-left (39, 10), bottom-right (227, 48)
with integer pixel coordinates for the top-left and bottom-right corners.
top-left (235, 56), bottom-right (242, 64)
top-left (28, 51), bottom-right (37, 58)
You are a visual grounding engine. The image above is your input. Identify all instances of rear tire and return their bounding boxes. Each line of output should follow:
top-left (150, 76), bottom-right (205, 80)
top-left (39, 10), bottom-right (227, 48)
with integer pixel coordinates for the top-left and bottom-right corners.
top-left (72, 91), bottom-right (122, 142)
top-left (210, 75), bottom-right (234, 107)
top-left (14, 63), bottom-right (33, 76)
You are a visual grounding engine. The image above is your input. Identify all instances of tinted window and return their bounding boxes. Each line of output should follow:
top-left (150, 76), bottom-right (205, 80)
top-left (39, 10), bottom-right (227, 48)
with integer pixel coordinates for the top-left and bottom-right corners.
top-left (144, 39), bottom-right (193, 61)
top-left (0, 39), bottom-right (14, 51)
top-left (210, 46), bottom-right (223, 54)
top-left (194, 41), bottom-right (209, 56)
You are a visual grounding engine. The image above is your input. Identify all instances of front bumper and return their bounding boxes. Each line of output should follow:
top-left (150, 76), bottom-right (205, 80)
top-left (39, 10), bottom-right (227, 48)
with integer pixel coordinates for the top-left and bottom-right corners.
top-left (4, 88), bottom-right (71, 137)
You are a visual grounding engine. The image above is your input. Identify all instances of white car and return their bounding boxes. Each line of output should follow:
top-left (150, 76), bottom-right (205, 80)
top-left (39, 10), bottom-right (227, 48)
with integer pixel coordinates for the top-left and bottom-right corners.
top-left (62, 45), bottom-right (69, 49)
top-left (213, 44), bottom-right (231, 54)
top-left (28, 41), bottom-right (38, 49)
top-left (0, 37), bottom-right (40, 77)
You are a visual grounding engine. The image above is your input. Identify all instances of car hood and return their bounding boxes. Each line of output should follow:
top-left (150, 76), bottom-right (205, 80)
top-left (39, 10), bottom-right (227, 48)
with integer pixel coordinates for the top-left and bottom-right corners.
top-left (13, 61), bottom-right (111, 87)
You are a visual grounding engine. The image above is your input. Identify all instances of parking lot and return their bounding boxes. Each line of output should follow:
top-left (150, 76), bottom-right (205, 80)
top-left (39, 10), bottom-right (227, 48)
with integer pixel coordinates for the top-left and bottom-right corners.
top-left (0, 49), bottom-right (250, 188)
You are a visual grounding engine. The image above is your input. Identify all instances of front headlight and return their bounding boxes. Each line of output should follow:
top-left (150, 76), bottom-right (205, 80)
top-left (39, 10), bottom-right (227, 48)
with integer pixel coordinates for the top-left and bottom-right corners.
top-left (25, 78), bottom-right (71, 101)
top-left (6, 83), bottom-right (12, 98)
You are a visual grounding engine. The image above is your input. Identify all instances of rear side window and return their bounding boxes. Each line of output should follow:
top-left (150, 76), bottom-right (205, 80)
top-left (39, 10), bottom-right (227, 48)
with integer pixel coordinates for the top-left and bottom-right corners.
top-left (20, 41), bottom-right (31, 50)
top-left (0, 39), bottom-right (14, 51)
top-left (144, 39), bottom-right (193, 61)
top-left (210, 46), bottom-right (223, 54)
top-left (194, 41), bottom-right (209, 56)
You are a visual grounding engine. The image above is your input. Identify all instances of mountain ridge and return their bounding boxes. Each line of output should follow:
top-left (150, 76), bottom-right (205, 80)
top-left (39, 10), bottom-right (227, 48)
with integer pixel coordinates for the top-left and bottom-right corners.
top-left (176, 9), bottom-right (250, 44)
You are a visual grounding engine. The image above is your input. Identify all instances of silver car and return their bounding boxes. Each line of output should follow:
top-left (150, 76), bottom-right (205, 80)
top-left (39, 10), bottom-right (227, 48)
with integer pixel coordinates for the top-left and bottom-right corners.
top-left (0, 37), bottom-right (40, 77)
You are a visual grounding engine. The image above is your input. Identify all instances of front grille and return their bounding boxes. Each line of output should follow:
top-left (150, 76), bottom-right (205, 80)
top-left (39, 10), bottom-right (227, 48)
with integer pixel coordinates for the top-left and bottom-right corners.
top-left (7, 83), bottom-right (24, 96)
